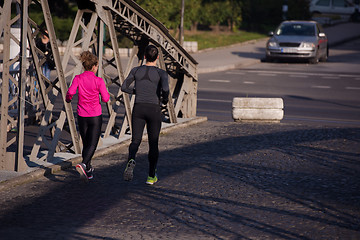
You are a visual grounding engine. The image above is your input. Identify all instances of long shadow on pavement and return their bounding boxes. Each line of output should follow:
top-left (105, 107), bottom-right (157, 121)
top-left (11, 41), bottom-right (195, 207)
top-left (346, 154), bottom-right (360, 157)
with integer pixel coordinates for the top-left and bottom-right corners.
top-left (0, 122), bottom-right (359, 239)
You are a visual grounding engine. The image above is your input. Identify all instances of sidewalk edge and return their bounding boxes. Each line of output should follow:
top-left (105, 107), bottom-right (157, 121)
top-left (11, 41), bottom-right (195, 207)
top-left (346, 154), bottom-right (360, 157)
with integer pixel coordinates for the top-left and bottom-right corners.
top-left (195, 38), bottom-right (268, 54)
top-left (198, 59), bottom-right (260, 74)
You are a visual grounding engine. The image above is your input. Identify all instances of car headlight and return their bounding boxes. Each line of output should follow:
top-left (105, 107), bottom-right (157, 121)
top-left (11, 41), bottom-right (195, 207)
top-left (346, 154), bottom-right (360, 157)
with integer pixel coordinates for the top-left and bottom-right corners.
top-left (300, 42), bottom-right (315, 48)
top-left (267, 40), bottom-right (278, 47)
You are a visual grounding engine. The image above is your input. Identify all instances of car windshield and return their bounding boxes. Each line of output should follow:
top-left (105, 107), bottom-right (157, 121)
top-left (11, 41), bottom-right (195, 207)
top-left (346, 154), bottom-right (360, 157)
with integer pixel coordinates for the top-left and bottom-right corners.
top-left (276, 23), bottom-right (315, 36)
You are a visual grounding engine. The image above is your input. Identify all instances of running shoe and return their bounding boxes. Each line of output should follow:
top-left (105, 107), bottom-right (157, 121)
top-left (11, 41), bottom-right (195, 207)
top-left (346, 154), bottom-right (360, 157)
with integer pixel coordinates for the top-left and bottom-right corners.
top-left (146, 174), bottom-right (158, 185)
top-left (123, 159), bottom-right (136, 181)
top-left (86, 167), bottom-right (94, 180)
top-left (76, 163), bottom-right (89, 182)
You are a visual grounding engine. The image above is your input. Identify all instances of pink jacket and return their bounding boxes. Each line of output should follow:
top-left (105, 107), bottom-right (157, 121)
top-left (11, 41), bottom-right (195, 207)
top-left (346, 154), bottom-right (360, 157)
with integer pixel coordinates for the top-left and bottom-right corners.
top-left (66, 71), bottom-right (110, 117)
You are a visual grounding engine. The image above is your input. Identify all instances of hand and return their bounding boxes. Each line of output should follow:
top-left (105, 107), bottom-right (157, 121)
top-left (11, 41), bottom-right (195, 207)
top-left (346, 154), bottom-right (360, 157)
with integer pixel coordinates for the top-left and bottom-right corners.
top-left (162, 97), bottom-right (168, 105)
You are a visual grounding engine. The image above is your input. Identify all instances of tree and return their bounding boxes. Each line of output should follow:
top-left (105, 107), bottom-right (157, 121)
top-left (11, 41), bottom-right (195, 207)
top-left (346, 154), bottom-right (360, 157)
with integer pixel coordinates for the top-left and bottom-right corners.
top-left (287, 0), bottom-right (311, 20)
top-left (135, 0), bottom-right (181, 30)
top-left (185, 0), bottom-right (202, 32)
top-left (228, 0), bottom-right (242, 31)
top-left (240, 0), bottom-right (311, 33)
top-left (28, 0), bottom-right (77, 42)
top-left (49, 0), bottom-right (75, 18)
top-left (198, 0), bottom-right (240, 32)
top-left (240, 0), bottom-right (283, 32)
top-left (137, 0), bottom-right (242, 32)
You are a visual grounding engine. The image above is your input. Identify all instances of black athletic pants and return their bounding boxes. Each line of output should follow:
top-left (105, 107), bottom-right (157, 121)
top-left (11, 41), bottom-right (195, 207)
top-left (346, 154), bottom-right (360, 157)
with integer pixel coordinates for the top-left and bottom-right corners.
top-left (128, 103), bottom-right (162, 177)
top-left (78, 115), bottom-right (102, 170)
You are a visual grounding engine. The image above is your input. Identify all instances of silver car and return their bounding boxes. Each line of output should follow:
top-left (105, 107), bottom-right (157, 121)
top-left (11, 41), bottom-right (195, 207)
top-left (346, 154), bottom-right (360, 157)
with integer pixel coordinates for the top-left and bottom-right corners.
top-left (265, 20), bottom-right (329, 64)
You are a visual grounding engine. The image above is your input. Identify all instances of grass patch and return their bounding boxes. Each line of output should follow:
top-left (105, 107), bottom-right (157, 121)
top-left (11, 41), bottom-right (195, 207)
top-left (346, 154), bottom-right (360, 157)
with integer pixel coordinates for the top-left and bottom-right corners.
top-left (184, 31), bottom-right (267, 50)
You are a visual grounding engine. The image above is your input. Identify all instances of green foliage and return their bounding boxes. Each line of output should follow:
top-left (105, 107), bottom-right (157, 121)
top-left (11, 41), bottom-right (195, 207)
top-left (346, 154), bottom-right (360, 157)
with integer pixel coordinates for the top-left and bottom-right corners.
top-left (184, 0), bottom-right (202, 30)
top-left (136, 0), bottom-right (181, 29)
top-left (28, 0), bottom-right (77, 42)
top-left (241, 0), bottom-right (283, 32)
top-left (26, 0), bottom-right (312, 47)
top-left (287, 0), bottom-right (312, 20)
top-left (28, 11), bottom-right (45, 28)
top-left (229, 0), bottom-right (243, 30)
top-left (48, 0), bottom-right (75, 18)
top-left (117, 36), bottom-right (133, 48)
top-left (28, 13), bottom-right (74, 43)
top-left (200, 1), bottom-right (229, 26)
top-left (52, 17), bottom-right (75, 42)
top-left (240, 0), bottom-right (312, 33)
top-left (185, 31), bottom-right (266, 50)
top-left (137, 0), bottom-right (242, 32)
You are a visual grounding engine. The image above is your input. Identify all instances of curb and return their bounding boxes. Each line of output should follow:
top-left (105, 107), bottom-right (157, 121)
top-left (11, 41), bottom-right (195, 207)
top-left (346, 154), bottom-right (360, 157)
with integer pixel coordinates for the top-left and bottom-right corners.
top-left (0, 116), bottom-right (208, 192)
top-left (195, 38), bottom-right (269, 54)
top-left (328, 35), bottom-right (360, 47)
top-left (198, 59), bottom-right (260, 74)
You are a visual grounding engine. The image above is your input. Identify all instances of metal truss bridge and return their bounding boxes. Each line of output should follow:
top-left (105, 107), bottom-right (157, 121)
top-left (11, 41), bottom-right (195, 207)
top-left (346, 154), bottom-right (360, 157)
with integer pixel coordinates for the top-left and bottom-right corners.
top-left (0, 0), bottom-right (198, 171)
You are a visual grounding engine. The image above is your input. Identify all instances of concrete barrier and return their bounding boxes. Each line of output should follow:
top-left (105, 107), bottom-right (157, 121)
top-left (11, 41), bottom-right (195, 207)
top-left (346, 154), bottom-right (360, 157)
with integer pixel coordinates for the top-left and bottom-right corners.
top-left (183, 41), bottom-right (198, 53)
top-left (232, 98), bottom-right (284, 122)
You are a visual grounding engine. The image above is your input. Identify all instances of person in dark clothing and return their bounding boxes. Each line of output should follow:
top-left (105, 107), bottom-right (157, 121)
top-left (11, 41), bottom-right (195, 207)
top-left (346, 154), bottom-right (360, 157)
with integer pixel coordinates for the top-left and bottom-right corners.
top-left (121, 44), bottom-right (169, 185)
top-left (35, 30), bottom-right (55, 80)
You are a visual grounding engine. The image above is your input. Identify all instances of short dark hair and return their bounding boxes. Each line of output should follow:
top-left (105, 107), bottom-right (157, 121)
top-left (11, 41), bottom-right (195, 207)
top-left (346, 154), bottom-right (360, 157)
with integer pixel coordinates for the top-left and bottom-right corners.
top-left (145, 45), bottom-right (158, 62)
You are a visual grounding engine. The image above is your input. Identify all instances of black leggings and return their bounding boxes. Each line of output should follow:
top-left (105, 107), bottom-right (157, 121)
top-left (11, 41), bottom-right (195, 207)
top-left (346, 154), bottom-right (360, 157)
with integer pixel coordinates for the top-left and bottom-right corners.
top-left (78, 115), bottom-right (102, 170)
top-left (128, 103), bottom-right (162, 177)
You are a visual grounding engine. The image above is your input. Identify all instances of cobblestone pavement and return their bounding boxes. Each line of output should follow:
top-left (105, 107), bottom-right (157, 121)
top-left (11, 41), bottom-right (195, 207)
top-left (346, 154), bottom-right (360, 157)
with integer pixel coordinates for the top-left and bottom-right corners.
top-left (0, 121), bottom-right (359, 240)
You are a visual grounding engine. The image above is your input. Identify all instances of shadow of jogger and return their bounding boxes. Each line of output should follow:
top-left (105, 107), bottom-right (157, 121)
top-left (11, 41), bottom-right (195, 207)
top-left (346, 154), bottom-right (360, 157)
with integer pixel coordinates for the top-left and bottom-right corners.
top-left (0, 121), bottom-right (359, 239)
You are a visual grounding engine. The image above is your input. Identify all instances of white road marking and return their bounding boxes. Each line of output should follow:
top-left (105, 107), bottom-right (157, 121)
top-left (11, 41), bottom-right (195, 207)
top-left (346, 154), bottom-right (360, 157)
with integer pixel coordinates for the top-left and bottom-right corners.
top-left (226, 71), bottom-right (245, 75)
top-left (289, 75), bottom-right (308, 78)
top-left (197, 108), bottom-right (230, 114)
top-left (209, 79), bottom-right (230, 83)
top-left (258, 73), bottom-right (277, 77)
top-left (345, 87), bottom-right (360, 90)
top-left (285, 116), bottom-right (360, 125)
top-left (321, 76), bottom-right (340, 79)
top-left (311, 85), bottom-right (331, 89)
top-left (339, 74), bottom-right (359, 78)
top-left (247, 70), bottom-right (360, 79)
top-left (243, 81), bottom-right (255, 84)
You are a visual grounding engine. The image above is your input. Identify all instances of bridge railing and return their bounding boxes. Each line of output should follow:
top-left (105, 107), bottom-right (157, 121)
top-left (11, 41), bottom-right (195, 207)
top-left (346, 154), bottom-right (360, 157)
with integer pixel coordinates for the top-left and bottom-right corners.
top-left (0, 0), bottom-right (198, 172)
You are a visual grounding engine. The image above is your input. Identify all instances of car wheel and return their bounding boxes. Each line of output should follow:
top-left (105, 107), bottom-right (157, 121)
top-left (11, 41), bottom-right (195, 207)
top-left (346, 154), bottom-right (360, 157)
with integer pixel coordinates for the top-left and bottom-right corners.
top-left (265, 56), bottom-right (274, 62)
top-left (310, 50), bottom-right (319, 64)
top-left (320, 46), bottom-right (329, 62)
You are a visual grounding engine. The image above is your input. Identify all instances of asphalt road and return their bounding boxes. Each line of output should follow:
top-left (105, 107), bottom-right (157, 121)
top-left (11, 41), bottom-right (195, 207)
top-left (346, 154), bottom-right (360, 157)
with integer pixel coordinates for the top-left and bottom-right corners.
top-left (197, 38), bottom-right (360, 126)
top-left (1, 121), bottom-right (359, 239)
top-left (1, 33), bottom-right (359, 240)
